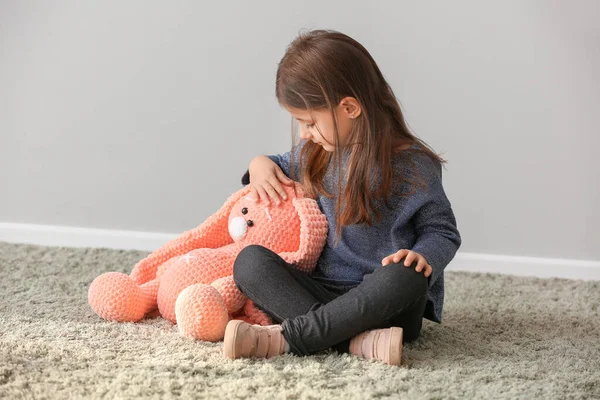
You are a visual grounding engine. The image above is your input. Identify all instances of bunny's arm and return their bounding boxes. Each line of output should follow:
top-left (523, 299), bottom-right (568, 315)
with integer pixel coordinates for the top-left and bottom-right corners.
top-left (130, 185), bottom-right (252, 285)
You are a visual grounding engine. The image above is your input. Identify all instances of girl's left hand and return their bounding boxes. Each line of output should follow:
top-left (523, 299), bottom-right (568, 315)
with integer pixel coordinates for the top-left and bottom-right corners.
top-left (381, 249), bottom-right (432, 278)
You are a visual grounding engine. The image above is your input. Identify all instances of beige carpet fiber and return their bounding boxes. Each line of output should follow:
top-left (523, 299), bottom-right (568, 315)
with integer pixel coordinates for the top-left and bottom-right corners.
top-left (0, 241), bottom-right (598, 399)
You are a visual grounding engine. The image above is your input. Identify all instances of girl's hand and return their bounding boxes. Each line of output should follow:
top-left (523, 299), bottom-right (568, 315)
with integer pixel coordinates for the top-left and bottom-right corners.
top-left (381, 249), bottom-right (432, 278)
top-left (248, 155), bottom-right (294, 206)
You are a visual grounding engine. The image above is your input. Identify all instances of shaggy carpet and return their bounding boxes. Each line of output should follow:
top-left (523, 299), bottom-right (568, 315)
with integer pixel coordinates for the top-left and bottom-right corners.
top-left (0, 241), bottom-right (598, 399)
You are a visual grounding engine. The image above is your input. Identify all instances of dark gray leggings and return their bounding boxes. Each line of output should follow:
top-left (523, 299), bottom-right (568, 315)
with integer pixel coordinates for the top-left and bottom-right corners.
top-left (233, 244), bottom-right (428, 356)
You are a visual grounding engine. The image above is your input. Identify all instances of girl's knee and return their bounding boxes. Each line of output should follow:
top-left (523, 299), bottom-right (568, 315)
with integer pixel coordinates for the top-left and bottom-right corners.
top-left (377, 259), bottom-right (428, 292)
top-left (233, 245), bottom-right (273, 286)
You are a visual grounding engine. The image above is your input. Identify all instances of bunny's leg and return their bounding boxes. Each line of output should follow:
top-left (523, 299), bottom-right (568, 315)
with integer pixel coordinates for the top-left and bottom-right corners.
top-left (89, 274), bottom-right (160, 322)
top-left (174, 276), bottom-right (247, 341)
top-left (211, 276), bottom-right (247, 314)
top-left (175, 284), bottom-right (230, 342)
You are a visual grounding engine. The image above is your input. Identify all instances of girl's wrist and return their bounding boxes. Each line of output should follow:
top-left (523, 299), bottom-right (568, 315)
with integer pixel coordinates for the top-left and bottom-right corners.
top-left (249, 155), bottom-right (272, 174)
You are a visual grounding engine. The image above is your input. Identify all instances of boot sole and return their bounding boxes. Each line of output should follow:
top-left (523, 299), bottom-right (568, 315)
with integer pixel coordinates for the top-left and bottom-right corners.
top-left (388, 327), bottom-right (403, 366)
top-left (223, 320), bottom-right (245, 359)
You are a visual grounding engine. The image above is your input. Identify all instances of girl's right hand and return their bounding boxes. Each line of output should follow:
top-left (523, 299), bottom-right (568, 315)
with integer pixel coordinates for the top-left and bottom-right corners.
top-left (248, 155), bottom-right (294, 206)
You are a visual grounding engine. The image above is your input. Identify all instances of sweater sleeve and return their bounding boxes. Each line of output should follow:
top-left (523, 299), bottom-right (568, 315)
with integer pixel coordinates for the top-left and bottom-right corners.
top-left (409, 162), bottom-right (462, 288)
top-left (241, 152), bottom-right (292, 186)
top-left (241, 140), bottom-right (307, 186)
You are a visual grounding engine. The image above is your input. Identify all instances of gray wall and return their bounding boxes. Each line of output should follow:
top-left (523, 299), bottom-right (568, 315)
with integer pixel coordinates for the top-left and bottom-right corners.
top-left (1, 1), bottom-right (599, 260)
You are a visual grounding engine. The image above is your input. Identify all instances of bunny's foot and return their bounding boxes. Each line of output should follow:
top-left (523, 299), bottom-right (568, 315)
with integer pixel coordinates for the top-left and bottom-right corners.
top-left (175, 284), bottom-right (230, 342)
top-left (88, 272), bottom-right (154, 322)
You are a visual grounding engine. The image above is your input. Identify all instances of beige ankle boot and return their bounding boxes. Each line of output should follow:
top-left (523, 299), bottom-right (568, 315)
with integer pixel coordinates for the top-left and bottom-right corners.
top-left (223, 320), bottom-right (286, 359)
top-left (349, 327), bottom-right (403, 366)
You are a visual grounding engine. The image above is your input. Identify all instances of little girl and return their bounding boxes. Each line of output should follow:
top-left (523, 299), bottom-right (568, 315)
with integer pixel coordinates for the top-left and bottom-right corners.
top-left (223, 29), bottom-right (461, 366)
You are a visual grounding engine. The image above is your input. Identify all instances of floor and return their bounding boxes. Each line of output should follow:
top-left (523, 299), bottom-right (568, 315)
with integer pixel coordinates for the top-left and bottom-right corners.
top-left (0, 241), bottom-right (598, 399)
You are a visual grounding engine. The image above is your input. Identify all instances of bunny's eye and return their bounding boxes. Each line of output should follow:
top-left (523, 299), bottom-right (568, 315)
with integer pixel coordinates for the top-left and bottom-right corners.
top-left (247, 220), bottom-right (254, 227)
top-left (241, 207), bottom-right (248, 215)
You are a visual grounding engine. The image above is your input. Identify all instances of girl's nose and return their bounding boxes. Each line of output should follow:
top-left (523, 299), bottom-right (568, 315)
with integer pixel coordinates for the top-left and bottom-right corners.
top-left (299, 130), bottom-right (311, 140)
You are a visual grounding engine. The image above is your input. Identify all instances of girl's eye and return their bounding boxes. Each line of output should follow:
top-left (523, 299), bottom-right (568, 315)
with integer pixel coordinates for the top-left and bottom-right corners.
top-left (306, 123), bottom-right (315, 129)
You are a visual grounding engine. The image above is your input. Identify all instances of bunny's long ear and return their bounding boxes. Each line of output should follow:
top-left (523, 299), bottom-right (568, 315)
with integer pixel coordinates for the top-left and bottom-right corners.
top-left (278, 189), bottom-right (328, 273)
top-left (130, 185), bottom-right (252, 285)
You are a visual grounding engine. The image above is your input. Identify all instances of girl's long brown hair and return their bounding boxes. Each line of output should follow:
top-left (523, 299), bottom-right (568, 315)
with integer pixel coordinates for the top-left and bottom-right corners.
top-left (275, 29), bottom-right (445, 244)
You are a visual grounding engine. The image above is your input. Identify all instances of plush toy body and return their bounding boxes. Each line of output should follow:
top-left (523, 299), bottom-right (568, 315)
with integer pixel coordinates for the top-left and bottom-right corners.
top-left (88, 183), bottom-right (328, 341)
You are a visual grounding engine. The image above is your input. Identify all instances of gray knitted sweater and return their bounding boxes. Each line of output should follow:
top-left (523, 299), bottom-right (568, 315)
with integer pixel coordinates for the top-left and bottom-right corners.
top-left (241, 142), bottom-right (461, 323)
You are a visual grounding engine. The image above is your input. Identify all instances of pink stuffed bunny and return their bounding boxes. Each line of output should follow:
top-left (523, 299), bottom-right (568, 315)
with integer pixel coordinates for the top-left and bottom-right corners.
top-left (88, 182), bottom-right (328, 341)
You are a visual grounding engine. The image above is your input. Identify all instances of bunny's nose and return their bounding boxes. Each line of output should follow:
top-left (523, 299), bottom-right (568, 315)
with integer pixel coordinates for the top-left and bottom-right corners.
top-left (228, 217), bottom-right (248, 241)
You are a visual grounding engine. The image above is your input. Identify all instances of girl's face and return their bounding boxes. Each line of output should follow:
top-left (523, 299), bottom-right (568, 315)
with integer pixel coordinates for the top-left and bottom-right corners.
top-left (285, 98), bottom-right (360, 152)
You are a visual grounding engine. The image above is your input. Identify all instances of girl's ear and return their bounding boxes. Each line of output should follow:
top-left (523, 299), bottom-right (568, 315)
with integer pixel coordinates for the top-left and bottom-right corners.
top-left (339, 96), bottom-right (361, 119)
